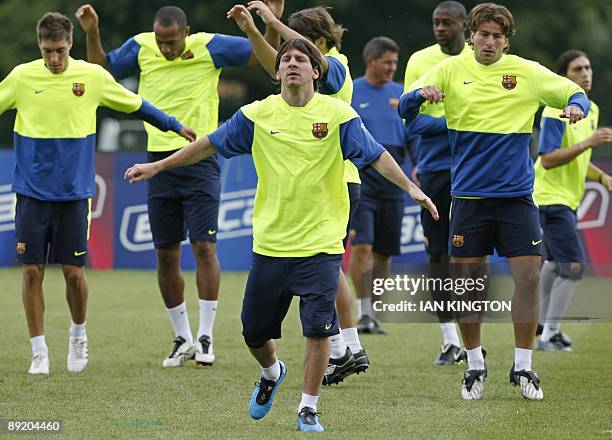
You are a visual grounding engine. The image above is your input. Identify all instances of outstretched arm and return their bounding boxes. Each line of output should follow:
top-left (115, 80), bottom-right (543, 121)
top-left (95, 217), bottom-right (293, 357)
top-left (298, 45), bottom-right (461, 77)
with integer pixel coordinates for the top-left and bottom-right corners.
top-left (587, 162), bottom-right (612, 191)
top-left (372, 151), bottom-right (438, 220)
top-left (125, 136), bottom-right (216, 183)
top-left (398, 85), bottom-right (445, 122)
top-left (75, 4), bottom-right (109, 69)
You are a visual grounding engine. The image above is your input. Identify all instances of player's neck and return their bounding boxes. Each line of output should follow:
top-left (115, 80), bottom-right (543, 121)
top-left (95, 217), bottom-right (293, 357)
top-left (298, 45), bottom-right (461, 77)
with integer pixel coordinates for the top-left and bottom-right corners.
top-left (281, 86), bottom-right (316, 107)
top-left (365, 72), bottom-right (386, 88)
top-left (440, 39), bottom-right (465, 56)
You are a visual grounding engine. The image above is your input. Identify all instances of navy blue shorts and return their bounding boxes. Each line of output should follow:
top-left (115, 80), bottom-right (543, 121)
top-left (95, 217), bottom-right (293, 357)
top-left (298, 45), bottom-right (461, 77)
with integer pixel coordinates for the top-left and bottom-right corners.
top-left (449, 196), bottom-right (543, 258)
top-left (350, 193), bottom-right (404, 256)
top-left (419, 170), bottom-right (452, 256)
top-left (241, 253), bottom-right (342, 348)
top-left (343, 183), bottom-right (361, 248)
top-left (539, 205), bottom-right (585, 279)
top-left (147, 151), bottom-right (220, 248)
top-left (15, 194), bottom-right (90, 266)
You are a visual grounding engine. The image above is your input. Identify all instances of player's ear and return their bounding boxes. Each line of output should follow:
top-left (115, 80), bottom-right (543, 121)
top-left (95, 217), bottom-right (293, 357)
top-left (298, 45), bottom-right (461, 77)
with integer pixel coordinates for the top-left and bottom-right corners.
top-left (184, 25), bottom-right (190, 37)
top-left (313, 67), bottom-right (320, 80)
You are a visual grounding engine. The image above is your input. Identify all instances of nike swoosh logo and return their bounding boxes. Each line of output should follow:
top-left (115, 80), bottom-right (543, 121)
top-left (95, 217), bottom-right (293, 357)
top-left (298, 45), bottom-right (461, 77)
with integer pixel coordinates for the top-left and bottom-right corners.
top-left (359, 102), bottom-right (370, 109)
top-left (463, 81), bottom-right (476, 85)
top-left (34, 90), bottom-right (44, 94)
top-left (325, 324), bottom-right (332, 330)
top-left (270, 130), bottom-right (280, 135)
top-left (208, 230), bottom-right (216, 235)
top-left (531, 240), bottom-right (543, 246)
top-left (73, 251), bottom-right (87, 256)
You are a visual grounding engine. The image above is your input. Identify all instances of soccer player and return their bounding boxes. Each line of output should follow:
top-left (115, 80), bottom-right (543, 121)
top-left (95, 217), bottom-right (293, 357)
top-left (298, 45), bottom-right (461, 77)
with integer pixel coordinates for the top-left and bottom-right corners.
top-left (400, 3), bottom-right (589, 401)
top-left (227, 3), bottom-right (369, 385)
top-left (349, 36), bottom-right (413, 337)
top-left (534, 50), bottom-right (612, 351)
top-left (125, 39), bottom-right (437, 432)
top-left (0, 12), bottom-right (195, 375)
top-left (403, 0), bottom-right (471, 365)
top-left (76, 2), bottom-right (283, 367)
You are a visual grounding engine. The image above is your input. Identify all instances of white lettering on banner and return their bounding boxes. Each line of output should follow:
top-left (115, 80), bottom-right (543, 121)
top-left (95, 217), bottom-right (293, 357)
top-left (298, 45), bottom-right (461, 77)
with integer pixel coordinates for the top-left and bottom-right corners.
top-left (91, 175), bottom-right (107, 219)
top-left (400, 205), bottom-right (425, 254)
top-left (119, 188), bottom-right (257, 252)
top-left (0, 185), bottom-right (16, 232)
top-left (577, 182), bottom-right (609, 230)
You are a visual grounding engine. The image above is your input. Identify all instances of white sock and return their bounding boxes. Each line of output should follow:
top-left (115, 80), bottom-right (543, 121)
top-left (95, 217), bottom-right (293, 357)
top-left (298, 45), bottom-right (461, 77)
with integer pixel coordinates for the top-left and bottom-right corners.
top-left (197, 299), bottom-right (218, 341)
top-left (341, 327), bottom-right (362, 354)
top-left (70, 321), bottom-right (87, 338)
top-left (541, 276), bottom-right (579, 342)
top-left (330, 331), bottom-right (347, 359)
top-left (515, 348), bottom-right (532, 371)
top-left (30, 335), bottom-right (48, 355)
top-left (360, 298), bottom-right (373, 318)
top-left (167, 302), bottom-right (193, 343)
top-left (538, 260), bottom-right (557, 323)
top-left (466, 346), bottom-right (485, 370)
top-left (261, 358), bottom-right (281, 382)
top-left (440, 322), bottom-right (461, 347)
top-left (298, 393), bottom-right (319, 412)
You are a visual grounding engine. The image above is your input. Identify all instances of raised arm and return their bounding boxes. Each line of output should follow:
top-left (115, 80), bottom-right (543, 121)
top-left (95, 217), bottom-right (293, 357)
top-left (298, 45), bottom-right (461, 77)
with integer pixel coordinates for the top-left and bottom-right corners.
top-left (227, 5), bottom-right (278, 76)
top-left (75, 4), bottom-right (109, 69)
top-left (247, 1), bottom-right (330, 73)
top-left (125, 136), bottom-right (216, 183)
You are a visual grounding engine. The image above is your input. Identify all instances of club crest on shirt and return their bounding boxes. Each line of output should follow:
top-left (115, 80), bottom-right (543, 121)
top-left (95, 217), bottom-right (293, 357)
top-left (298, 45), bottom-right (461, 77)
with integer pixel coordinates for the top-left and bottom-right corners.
top-left (180, 50), bottom-right (194, 60)
top-left (16, 242), bottom-right (26, 255)
top-left (312, 122), bottom-right (328, 139)
top-left (389, 98), bottom-right (399, 108)
top-left (502, 75), bottom-right (517, 90)
top-left (452, 234), bottom-right (464, 247)
top-left (72, 82), bottom-right (85, 97)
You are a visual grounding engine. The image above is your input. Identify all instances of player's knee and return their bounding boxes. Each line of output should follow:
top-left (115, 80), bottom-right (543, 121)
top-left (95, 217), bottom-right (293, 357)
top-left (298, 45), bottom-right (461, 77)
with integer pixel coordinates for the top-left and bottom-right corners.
top-left (155, 246), bottom-right (181, 269)
top-left (22, 264), bottom-right (44, 286)
top-left (520, 266), bottom-right (541, 292)
top-left (62, 266), bottom-right (85, 287)
top-left (192, 241), bottom-right (218, 264)
top-left (555, 262), bottom-right (584, 280)
top-left (351, 244), bottom-right (371, 263)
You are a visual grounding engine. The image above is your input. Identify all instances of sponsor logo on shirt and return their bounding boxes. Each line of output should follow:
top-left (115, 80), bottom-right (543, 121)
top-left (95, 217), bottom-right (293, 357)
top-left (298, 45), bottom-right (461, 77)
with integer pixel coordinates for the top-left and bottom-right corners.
top-left (180, 50), bottom-right (194, 60)
top-left (502, 75), bottom-right (517, 90)
top-left (389, 98), bottom-right (399, 108)
top-left (312, 122), bottom-right (328, 139)
top-left (72, 82), bottom-right (85, 97)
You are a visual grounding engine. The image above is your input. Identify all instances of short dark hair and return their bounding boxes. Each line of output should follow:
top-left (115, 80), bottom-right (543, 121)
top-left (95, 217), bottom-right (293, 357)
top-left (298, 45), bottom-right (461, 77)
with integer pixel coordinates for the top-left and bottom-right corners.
top-left (362, 37), bottom-right (399, 64)
top-left (36, 12), bottom-right (73, 41)
top-left (435, 1), bottom-right (467, 22)
top-left (288, 7), bottom-right (346, 51)
top-left (154, 6), bottom-right (187, 29)
top-left (275, 39), bottom-right (323, 90)
top-left (467, 3), bottom-right (515, 52)
top-left (556, 50), bottom-right (588, 76)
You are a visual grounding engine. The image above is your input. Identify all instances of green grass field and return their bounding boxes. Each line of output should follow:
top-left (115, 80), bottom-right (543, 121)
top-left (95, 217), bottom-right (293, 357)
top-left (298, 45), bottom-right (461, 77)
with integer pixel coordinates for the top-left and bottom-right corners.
top-left (0, 267), bottom-right (611, 439)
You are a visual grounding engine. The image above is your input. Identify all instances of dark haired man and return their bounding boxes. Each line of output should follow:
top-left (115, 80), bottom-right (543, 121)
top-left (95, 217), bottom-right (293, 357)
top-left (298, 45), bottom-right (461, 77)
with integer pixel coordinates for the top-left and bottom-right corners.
top-left (400, 3), bottom-right (589, 401)
top-left (228, 2), bottom-right (373, 385)
top-left (403, 0), bottom-right (470, 365)
top-left (125, 38), bottom-right (437, 433)
top-left (349, 36), bottom-right (415, 338)
top-left (534, 50), bottom-right (612, 352)
top-left (0, 11), bottom-right (194, 375)
top-left (76, 2), bottom-right (283, 368)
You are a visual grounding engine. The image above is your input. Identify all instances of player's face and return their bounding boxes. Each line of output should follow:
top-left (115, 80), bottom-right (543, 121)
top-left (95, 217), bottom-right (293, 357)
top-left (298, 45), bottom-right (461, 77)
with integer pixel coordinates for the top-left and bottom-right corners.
top-left (276, 48), bottom-right (320, 89)
top-left (153, 22), bottom-right (188, 60)
top-left (367, 51), bottom-right (398, 84)
top-left (566, 56), bottom-right (592, 93)
top-left (39, 38), bottom-right (72, 74)
top-left (471, 21), bottom-right (508, 65)
top-left (433, 8), bottom-right (465, 47)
